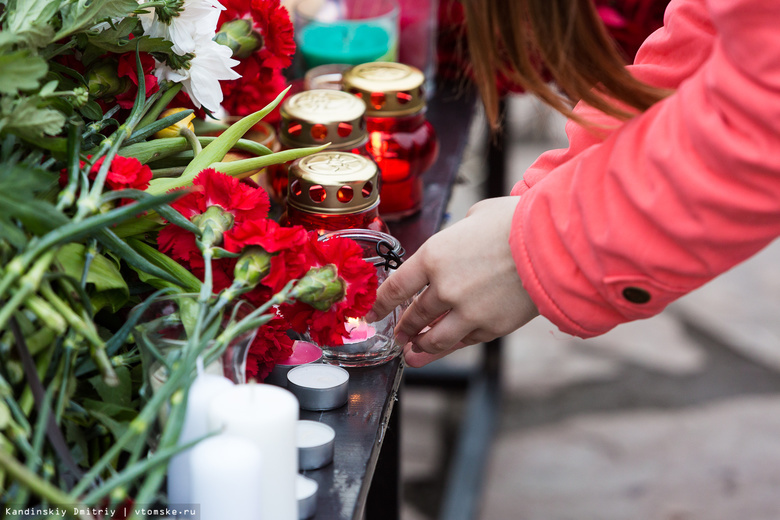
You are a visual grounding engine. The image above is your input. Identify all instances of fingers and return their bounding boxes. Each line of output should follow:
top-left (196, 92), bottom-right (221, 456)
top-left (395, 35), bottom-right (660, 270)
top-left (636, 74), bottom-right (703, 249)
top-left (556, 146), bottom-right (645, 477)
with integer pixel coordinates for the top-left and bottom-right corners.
top-left (406, 309), bottom-right (486, 356)
top-left (402, 340), bottom-right (465, 367)
top-left (392, 285), bottom-right (451, 347)
top-left (367, 253), bottom-right (430, 322)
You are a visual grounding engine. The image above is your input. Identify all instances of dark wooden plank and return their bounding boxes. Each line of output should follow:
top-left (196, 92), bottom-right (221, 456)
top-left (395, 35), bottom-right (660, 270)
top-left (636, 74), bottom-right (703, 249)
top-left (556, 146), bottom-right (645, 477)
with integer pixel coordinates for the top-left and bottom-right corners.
top-left (300, 357), bottom-right (404, 520)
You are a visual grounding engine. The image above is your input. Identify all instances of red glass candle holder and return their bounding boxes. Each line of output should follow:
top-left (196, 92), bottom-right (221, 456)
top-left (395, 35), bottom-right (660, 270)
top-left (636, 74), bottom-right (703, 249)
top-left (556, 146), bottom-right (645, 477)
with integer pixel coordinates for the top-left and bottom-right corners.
top-left (281, 151), bottom-right (389, 235)
top-left (342, 62), bottom-right (439, 220)
top-left (269, 89), bottom-right (373, 205)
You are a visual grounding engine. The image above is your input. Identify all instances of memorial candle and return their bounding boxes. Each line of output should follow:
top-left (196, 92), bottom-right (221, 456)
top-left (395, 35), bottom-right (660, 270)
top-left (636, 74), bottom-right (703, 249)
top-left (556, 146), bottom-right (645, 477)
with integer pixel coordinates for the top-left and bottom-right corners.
top-left (342, 317), bottom-right (376, 344)
top-left (207, 384), bottom-right (299, 520)
top-left (167, 373), bottom-right (234, 504)
top-left (264, 340), bottom-right (324, 387)
top-left (297, 22), bottom-right (395, 69)
top-left (190, 435), bottom-right (263, 520)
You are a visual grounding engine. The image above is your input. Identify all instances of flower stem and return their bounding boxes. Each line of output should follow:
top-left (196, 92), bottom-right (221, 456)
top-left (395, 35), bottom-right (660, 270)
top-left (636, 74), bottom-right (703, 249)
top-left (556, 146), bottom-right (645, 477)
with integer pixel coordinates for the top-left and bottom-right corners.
top-left (0, 449), bottom-right (93, 519)
top-left (180, 127), bottom-right (202, 156)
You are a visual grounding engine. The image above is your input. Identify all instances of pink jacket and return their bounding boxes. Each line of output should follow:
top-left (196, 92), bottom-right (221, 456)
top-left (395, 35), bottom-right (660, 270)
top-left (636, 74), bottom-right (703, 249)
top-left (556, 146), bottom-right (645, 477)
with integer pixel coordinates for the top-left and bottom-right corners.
top-left (510, 0), bottom-right (780, 338)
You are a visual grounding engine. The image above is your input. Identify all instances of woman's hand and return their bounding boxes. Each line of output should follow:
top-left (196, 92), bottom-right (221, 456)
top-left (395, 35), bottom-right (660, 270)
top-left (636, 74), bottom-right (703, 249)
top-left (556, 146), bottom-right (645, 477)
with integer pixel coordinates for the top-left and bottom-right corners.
top-left (368, 196), bottom-right (539, 367)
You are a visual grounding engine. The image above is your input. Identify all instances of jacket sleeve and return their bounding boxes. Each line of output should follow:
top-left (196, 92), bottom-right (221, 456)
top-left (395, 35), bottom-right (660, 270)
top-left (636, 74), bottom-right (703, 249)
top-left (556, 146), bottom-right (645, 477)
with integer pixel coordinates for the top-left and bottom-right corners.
top-left (510, 0), bottom-right (780, 337)
top-left (512, 0), bottom-right (716, 195)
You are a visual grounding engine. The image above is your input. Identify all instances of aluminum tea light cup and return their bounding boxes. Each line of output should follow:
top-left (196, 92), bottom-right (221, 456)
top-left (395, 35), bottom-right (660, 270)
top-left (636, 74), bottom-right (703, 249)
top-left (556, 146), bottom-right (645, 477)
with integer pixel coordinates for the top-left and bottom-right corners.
top-left (296, 474), bottom-right (318, 519)
top-left (265, 340), bottom-right (324, 388)
top-left (287, 364), bottom-right (349, 411)
top-left (297, 420), bottom-right (336, 470)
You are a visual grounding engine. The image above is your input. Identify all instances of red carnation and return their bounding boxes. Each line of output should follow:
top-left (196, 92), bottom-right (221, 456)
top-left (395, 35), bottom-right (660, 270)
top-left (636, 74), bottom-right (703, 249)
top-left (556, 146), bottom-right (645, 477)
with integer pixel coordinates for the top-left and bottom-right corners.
top-left (157, 169), bottom-right (270, 267)
top-left (215, 0), bottom-right (296, 121)
top-left (278, 236), bottom-right (378, 346)
top-left (60, 154), bottom-right (152, 206)
top-left (245, 315), bottom-right (295, 382)
top-left (115, 51), bottom-right (160, 110)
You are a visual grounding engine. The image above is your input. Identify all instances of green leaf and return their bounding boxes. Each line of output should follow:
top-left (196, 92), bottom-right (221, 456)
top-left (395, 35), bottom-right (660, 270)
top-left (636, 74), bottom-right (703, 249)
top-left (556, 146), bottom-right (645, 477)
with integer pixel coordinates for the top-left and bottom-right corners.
top-left (55, 243), bottom-right (130, 313)
top-left (85, 20), bottom-right (173, 55)
top-left (87, 410), bottom-right (143, 454)
top-left (111, 213), bottom-right (165, 239)
top-left (82, 398), bottom-right (138, 420)
top-left (126, 238), bottom-right (202, 293)
top-left (89, 366), bottom-right (132, 408)
top-left (1, 0), bottom-right (58, 50)
top-left (146, 87), bottom-right (290, 196)
top-left (55, 0), bottom-right (140, 41)
top-left (79, 99), bottom-right (104, 121)
top-left (0, 52), bottom-right (48, 95)
top-left (1, 97), bottom-right (67, 138)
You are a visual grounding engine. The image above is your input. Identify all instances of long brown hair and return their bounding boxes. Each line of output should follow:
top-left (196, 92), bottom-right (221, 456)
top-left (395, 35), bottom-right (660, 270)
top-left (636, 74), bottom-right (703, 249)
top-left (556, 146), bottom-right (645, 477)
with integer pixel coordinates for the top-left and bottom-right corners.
top-left (461, 0), bottom-right (670, 129)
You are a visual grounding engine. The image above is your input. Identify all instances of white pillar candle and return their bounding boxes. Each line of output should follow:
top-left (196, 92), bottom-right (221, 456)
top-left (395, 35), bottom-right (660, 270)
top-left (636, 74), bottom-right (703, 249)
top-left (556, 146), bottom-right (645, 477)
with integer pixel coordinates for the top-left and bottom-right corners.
top-left (167, 373), bottom-right (235, 505)
top-left (208, 384), bottom-right (299, 520)
top-left (190, 435), bottom-right (263, 520)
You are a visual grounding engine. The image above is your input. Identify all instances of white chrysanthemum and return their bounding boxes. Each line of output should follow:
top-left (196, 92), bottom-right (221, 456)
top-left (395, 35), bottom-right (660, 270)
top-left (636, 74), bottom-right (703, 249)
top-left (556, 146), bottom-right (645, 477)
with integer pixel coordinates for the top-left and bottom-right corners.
top-left (155, 36), bottom-right (240, 113)
top-left (138, 0), bottom-right (225, 55)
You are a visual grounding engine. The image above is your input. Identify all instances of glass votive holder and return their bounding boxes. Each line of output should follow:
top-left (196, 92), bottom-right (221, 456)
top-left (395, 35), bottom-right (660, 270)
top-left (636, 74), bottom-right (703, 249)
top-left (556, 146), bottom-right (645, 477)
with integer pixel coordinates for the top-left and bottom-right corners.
top-left (294, 0), bottom-right (399, 73)
top-left (316, 229), bottom-right (405, 367)
top-left (304, 63), bottom-right (352, 90)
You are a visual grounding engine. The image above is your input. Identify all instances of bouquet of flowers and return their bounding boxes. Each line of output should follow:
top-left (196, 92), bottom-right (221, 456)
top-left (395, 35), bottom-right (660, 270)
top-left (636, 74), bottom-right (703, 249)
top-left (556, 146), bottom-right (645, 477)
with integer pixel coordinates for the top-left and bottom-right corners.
top-left (0, 0), bottom-right (377, 515)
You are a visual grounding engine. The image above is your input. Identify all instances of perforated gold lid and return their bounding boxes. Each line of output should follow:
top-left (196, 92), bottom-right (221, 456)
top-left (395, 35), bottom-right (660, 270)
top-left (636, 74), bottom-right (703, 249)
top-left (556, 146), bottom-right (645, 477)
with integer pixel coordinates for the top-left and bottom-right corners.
top-left (279, 89), bottom-right (367, 149)
top-left (288, 152), bottom-right (380, 214)
top-left (342, 62), bottom-right (426, 117)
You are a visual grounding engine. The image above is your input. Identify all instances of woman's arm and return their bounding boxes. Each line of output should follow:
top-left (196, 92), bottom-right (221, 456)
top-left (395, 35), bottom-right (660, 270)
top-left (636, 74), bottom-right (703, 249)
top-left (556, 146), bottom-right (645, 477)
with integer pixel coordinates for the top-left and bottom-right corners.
top-left (513, 0), bottom-right (780, 337)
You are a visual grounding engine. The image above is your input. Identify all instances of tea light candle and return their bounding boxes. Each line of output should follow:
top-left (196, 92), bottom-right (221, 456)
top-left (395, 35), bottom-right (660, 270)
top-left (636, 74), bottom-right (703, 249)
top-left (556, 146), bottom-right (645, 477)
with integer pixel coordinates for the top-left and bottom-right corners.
top-left (297, 420), bottom-right (336, 470)
top-left (167, 373), bottom-right (234, 504)
top-left (342, 317), bottom-right (376, 344)
top-left (208, 384), bottom-right (299, 520)
top-left (190, 435), bottom-right (263, 520)
top-left (265, 341), bottom-right (324, 387)
top-left (297, 475), bottom-right (319, 520)
top-left (287, 364), bottom-right (349, 411)
top-left (298, 22), bottom-right (395, 69)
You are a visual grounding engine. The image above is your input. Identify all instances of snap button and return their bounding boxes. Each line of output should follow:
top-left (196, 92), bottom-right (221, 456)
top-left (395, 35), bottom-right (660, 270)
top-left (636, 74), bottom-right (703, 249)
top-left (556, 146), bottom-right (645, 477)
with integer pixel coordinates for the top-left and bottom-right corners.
top-left (622, 287), bottom-right (651, 304)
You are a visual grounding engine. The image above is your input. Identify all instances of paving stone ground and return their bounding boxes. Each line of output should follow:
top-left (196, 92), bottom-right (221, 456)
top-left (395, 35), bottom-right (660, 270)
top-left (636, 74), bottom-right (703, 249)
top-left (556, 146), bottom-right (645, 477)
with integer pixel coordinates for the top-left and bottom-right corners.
top-left (400, 94), bottom-right (780, 520)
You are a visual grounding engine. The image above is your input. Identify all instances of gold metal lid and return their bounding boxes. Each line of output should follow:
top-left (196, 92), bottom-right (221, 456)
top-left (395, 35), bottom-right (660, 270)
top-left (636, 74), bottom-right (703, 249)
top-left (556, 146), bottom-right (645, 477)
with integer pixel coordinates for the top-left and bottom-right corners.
top-left (342, 62), bottom-right (426, 117)
top-left (279, 89), bottom-right (367, 149)
top-left (288, 152), bottom-right (380, 214)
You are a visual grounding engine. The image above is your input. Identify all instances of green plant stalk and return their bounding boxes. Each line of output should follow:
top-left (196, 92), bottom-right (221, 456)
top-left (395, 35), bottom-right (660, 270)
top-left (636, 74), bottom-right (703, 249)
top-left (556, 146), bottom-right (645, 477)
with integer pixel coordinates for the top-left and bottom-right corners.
top-left (68, 330), bottom-right (206, 498)
top-left (0, 250), bottom-right (58, 334)
top-left (4, 423), bottom-right (35, 461)
top-left (125, 136), bottom-right (274, 166)
top-left (84, 51), bottom-right (159, 206)
top-left (213, 281), bottom-right (296, 348)
top-left (0, 449), bottom-right (93, 520)
top-left (180, 127), bottom-right (202, 156)
top-left (23, 295), bottom-right (67, 335)
top-left (0, 374), bottom-right (32, 436)
top-left (136, 82), bottom-right (183, 130)
top-left (57, 122), bottom-right (83, 212)
top-left (39, 281), bottom-right (118, 387)
top-left (13, 388), bottom-right (55, 511)
top-left (125, 106), bottom-right (191, 146)
top-left (150, 166), bottom-right (185, 178)
top-left (55, 338), bottom-right (78, 423)
top-left (18, 342), bottom-right (56, 418)
top-left (82, 430), bottom-right (211, 507)
top-left (0, 190), bottom-right (185, 302)
top-left (126, 384), bottom-right (190, 520)
top-left (210, 143), bottom-right (330, 179)
top-left (146, 86), bottom-right (290, 196)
